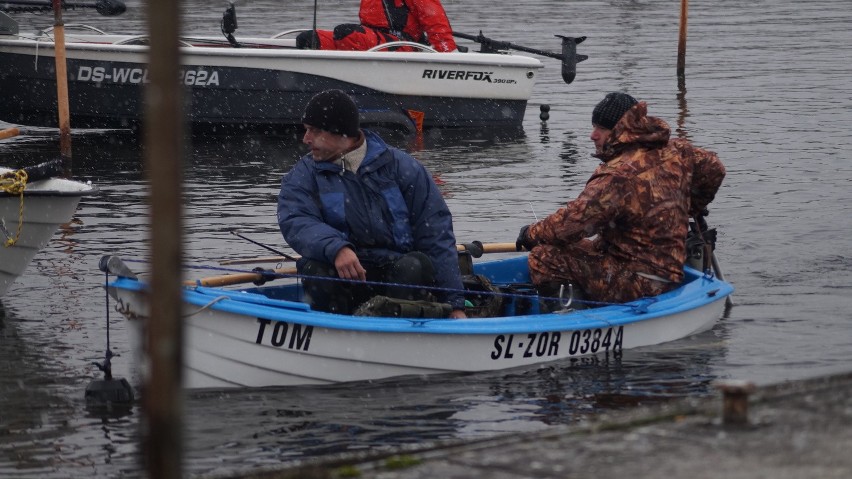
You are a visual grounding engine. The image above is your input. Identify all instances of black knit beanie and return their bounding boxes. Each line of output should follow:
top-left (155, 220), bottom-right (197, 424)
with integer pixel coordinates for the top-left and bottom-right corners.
top-left (301, 89), bottom-right (361, 137)
top-left (592, 92), bottom-right (638, 130)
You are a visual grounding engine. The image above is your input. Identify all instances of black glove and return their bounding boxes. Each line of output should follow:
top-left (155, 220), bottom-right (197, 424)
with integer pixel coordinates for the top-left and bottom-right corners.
top-left (516, 225), bottom-right (536, 251)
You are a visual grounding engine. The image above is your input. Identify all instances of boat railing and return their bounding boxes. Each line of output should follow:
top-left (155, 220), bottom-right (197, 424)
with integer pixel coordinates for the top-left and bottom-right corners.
top-left (269, 29), bottom-right (306, 39)
top-left (37, 24), bottom-right (108, 38)
top-left (112, 35), bottom-right (194, 47)
top-left (367, 41), bottom-right (438, 53)
top-left (267, 30), bottom-right (440, 53)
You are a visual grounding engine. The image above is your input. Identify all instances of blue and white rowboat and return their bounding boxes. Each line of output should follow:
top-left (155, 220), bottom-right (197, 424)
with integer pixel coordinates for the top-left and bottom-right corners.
top-left (106, 255), bottom-right (733, 389)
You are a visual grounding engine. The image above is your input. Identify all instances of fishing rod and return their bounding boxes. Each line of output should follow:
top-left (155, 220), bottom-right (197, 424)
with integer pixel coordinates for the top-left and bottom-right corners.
top-left (310, 0), bottom-right (318, 49)
top-left (229, 229), bottom-right (300, 262)
top-left (452, 30), bottom-right (588, 84)
top-left (0, 0), bottom-right (126, 16)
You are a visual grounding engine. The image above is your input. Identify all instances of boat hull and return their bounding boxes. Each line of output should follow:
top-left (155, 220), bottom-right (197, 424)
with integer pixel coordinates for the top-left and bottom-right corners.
top-left (0, 171), bottom-right (94, 296)
top-left (108, 256), bottom-right (734, 389)
top-left (0, 34), bottom-right (542, 130)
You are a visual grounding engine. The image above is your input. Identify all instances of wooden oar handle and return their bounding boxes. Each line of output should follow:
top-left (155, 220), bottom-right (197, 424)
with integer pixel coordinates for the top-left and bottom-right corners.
top-left (0, 127), bottom-right (20, 141)
top-left (185, 266), bottom-right (297, 288)
top-left (457, 242), bottom-right (517, 255)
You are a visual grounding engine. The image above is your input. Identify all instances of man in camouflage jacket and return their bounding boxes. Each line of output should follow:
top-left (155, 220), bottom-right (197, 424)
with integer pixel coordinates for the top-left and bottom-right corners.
top-left (516, 92), bottom-right (726, 304)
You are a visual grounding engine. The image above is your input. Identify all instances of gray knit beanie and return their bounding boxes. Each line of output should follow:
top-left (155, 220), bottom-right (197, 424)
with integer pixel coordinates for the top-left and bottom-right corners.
top-left (301, 89), bottom-right (361, 137)
top-left (592, 92), bottom-right (638, 130)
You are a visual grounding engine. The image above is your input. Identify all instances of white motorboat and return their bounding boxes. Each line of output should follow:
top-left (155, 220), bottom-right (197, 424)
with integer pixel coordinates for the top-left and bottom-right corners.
top-left (1, 161), bottom-right (95, 296)
top-left (0, 1), bottom-right (586, 132)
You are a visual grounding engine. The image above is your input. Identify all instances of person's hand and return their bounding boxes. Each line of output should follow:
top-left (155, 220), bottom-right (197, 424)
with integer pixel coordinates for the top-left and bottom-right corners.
top-left (449, 309), bottom-right (467, 319)
top-left (516, 225), bottom-right (536, 251)
top-left (334, 247), bottom-right (367, 281)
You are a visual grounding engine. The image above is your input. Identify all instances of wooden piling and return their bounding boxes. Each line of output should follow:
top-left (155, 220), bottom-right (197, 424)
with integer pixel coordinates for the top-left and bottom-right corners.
top-left (715, 380), bottom-right (757, 425)
top-left (677, 0), bottom-right (689, 78)
top-left (143, 0), bottom-right (185, 477)
top-left (51, 0), bottom-right (72, 173)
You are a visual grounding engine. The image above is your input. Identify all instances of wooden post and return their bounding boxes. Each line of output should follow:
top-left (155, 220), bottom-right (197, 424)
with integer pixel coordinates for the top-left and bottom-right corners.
top-left (677, 0), bottom-right (689, 78)
top-left (715, 380), bottom-right (756, 425)
top-left (51, 0), bottom-right (72, 173)
top-left (143, 0), bottom-right (185, 477)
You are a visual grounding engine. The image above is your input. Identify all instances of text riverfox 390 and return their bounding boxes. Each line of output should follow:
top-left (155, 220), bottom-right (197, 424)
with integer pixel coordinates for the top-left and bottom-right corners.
top-left (421, 69), bottom-right (514, 84)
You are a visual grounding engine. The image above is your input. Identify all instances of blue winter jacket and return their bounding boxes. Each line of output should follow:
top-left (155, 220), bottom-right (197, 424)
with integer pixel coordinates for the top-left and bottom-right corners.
top-left (277, 129), bottom-right (464, 309)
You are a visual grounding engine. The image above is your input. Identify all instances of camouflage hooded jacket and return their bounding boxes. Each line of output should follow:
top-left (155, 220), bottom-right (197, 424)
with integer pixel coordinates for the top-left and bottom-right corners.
top-left (527, 102), bottom-right (726, 282)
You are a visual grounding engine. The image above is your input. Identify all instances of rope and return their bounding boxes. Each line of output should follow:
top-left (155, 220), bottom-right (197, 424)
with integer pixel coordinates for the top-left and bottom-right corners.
top-left (183, 296), bottom-right (229, 318)
top-left (0, 169), bottom-right (28, 247)
top-left (164, 261), bottom-right (639, 312)
top-left (120, 259), bottom-right (652, 314)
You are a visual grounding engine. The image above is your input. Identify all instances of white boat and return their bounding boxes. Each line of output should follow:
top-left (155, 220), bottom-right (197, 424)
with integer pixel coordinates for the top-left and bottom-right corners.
top-left (104, 254), bottom-right (734, 389)
top-left (0, 161), bottom-right (95, 296)
top-left (0, 2), bottom-right (586, 132)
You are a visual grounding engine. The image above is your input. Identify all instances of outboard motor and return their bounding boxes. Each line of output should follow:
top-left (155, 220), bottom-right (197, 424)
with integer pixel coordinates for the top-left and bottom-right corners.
top-left (556, 35), bottom-right (586, 84)
top-left (221, 2), bottom-right (241, 48)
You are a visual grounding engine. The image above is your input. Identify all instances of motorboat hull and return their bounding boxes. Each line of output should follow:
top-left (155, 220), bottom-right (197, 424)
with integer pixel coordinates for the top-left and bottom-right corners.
top-left (0, 169), bottom-right (94, 296)
top-left (0, 34), bottom-right (543, 131)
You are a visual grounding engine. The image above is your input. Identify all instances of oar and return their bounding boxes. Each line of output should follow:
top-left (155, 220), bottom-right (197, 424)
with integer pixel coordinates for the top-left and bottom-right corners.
top-left (185, 266), bottom-right (297, 288)
top-left (229, 230), bottom-right (299, 261)
top-left (219, 241), bottom-right (520, 265)
top-left (710, 251), bottom-right (733, 308)
top-left (0, 127), bottom-right (20, 141)
top-left (692, 214), bottom-right (733, 308)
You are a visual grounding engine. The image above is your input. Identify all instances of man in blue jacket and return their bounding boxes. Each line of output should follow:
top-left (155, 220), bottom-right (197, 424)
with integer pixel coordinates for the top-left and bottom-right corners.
top-left (278, 89), bottom-right (467, 318)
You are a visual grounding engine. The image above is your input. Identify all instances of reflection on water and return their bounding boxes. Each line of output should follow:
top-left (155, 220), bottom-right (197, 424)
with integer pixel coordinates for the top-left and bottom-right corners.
top-left (2, 0), bottom-right (852, 477)
top-left (180, 329), bottom-right (726, 473)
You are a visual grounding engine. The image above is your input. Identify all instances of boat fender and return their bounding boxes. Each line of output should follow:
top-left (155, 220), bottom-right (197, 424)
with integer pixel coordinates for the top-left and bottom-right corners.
top-left (98, 255), bottom-right (138, 279)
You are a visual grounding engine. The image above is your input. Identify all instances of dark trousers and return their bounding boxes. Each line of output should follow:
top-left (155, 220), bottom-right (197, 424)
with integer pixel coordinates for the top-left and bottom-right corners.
top-left (300, 252), bottom-right (436, 314)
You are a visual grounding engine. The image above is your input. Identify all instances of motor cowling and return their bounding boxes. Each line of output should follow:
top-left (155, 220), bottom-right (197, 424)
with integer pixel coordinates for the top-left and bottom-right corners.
top-left (557, 35), bottom-right (587, 84)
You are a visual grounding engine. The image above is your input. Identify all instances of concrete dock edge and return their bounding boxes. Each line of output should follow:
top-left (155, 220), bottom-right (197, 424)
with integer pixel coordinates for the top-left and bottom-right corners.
top-left (210, 371), bottom-right (852, 479)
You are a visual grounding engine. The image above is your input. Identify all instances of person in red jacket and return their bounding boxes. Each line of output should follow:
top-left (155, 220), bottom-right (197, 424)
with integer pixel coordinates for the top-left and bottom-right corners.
top-left (296, 0), bottom-right (458, 52)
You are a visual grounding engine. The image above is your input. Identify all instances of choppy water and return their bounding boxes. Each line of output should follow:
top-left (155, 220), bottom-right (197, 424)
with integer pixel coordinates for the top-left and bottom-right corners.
top-left (2, 0), bottom-right (851, 477)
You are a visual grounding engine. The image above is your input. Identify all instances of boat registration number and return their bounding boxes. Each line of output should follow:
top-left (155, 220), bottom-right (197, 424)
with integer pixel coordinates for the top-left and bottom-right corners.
top-left (75, 66), bottom-right (221, 86)
top-left (490, 326), bottom-right (623, 360)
